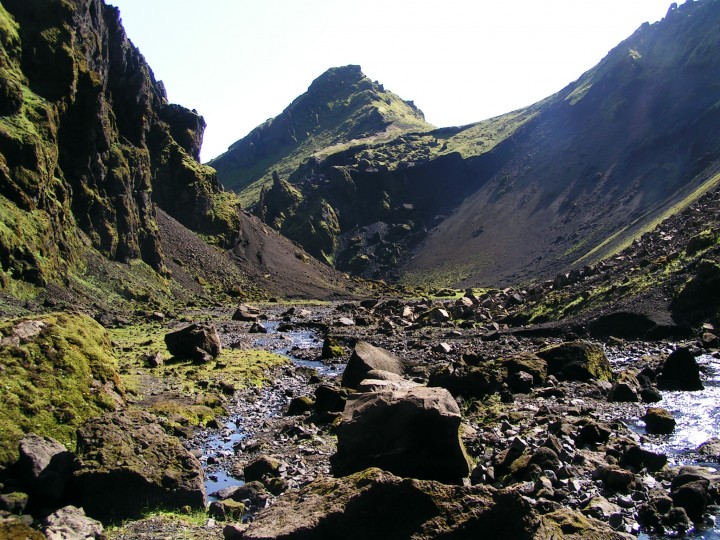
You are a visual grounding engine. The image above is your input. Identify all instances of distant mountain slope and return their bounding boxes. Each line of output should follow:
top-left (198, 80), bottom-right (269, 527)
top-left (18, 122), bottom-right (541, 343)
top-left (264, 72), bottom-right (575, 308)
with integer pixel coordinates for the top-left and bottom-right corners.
top-left (209, 65), bottom-right (433, 205)
top-left (246, 0), bottom-right (720, 286)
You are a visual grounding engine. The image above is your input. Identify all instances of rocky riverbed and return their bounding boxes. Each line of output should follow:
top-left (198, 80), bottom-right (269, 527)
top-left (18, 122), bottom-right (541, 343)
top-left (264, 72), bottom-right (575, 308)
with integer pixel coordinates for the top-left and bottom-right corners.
top-left (1, 298), bottom-right (719, 539)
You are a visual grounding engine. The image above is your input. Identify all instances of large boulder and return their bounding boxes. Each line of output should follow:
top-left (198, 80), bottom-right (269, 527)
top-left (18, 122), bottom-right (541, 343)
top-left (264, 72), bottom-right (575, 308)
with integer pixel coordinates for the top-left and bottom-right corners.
top-left (341, 342), bottom-right (404, 390)
top-left (331, 387), bottom-right (471, 483)
top-left (657, 347), bottom-right (703, 390)
top-left (501, 352), bottom-right (548, 385)
top-left (14, 433), bottom-right (75, 507)
top-left (73, 410), bottom-right (206, 522)
top-left (164, 323), bottom-right (222, 362)
top-left (43, 505), bottom-right (104, 540)
top-left (536, 341), bottom-right (612, 382)
top-left (242, 468), bottom-right (538, 540)
top-left (642, 407), bottom-right (676, 434)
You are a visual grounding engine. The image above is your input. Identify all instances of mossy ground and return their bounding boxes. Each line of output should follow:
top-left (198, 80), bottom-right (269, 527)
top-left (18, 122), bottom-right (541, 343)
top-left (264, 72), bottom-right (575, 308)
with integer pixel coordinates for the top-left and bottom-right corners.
top-left (0, 312), bottom-right (123, 465)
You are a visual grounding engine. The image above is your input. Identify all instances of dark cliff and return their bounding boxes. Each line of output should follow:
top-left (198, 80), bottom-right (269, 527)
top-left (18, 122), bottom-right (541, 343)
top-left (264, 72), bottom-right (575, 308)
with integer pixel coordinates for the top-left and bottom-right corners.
top-left (0, 0), bottom-right (236, 288)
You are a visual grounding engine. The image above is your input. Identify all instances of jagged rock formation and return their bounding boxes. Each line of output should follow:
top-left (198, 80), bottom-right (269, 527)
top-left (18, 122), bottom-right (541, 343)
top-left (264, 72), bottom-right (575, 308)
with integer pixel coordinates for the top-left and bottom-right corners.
top-left (235, 0), bottom-right (720, 286)
top-left (210, 64), bottom-right (433, 204)
top-left (0, 0), bottom-right (234, 284)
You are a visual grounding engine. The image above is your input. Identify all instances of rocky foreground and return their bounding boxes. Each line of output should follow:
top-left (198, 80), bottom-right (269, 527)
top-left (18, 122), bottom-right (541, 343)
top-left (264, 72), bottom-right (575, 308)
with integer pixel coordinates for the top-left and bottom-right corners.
top-left (1, 299), bottom-right (718, 539)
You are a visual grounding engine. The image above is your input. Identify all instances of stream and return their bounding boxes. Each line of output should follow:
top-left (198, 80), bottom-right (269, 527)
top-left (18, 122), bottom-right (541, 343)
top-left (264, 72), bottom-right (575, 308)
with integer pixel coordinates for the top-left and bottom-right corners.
top-left (194, 320), bottom-right (340, 499)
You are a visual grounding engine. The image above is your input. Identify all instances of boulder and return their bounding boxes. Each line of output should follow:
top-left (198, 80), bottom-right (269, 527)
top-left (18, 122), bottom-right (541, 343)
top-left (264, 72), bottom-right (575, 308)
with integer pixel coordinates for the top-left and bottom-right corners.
top-left (43, 505), bottom-right (104, 540)
top-left (608, 371), bottom-right (642, 402)
top-left (14, 433), bottom-right (75, 506)
top-left (209, 499), bottom-right (246, 521)
top-left (657, 347), bottom-right (703, 390)
top-left (341, 342), bottom-right (404, 389)
top-left (314, 384), bottom-right (348, 415)
top-left (538, 507), bottom-right (635, 539)
top-left (0, 519), bottom-right (45, 540)
top-left (670, 469), bottom-right (713, 522)
top-left (73, 410), bottom-right (206, 522)
top-left (248, 322), bottom-right (267, 334)
top-left (321, 336), bottom-right (344, 359)
top-left (244, 456), bottom-right (284, 483)
top-left (428, 360), bottom-right (505, 398)
top-left (242, 468), bottom-right (540, 540)
top-left (620, 445), bottom-right (667, 472)
top-left (331, 387), bottom-right (471, 483)
top-left (164, 323), bottom-right (222, 361)
top-left (232, 304), bottom-right (260, 322)
top-left (697, 437), bottom-right (720, 459)
top-left (501, 352), bottom-right (548, 384)
top-left (536, 342), bottom-right (612, 381)
top-left (286, 396), bottom-right (314, 416)
top-left (508, 371), bottom-right (534, 394)
top-left (642, 407), bottom-right (676, 434)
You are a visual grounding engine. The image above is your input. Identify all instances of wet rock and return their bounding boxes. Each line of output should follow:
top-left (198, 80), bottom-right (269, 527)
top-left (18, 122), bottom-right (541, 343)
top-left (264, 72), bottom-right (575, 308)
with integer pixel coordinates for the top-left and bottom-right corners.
top-left (242, 468), bottom-right (540, 540)
top-left (249, 322), bottom-right (267, 333)
top-left (657, 347), bottom-right (703, 390)
top-left (672, 480), bottom-right (709, 522)
top-left (341, 341), bottom-right (404, 389)
top-left (697, 437), bottom-right (720, 459)
top-left (74, 410), bottom-right (206, 522)
top-left (14, 433), bottom-right (75, 506)
top-left (165, 323), bottom-right (222, 361)
top-left (232, 304), bottom-right (260, 322)
top-left (331, 387), bottom-right (471, 483)
top-left (642, 407), bottom-right (676, 434)
top-left (43, 505), bottom-right (104, 540)
top-left (640, 386), bottom-right (663, 403)
top-left (537, 341), bottom-right (612, 381)
top-left (538, 507), bottom-right (635, 539)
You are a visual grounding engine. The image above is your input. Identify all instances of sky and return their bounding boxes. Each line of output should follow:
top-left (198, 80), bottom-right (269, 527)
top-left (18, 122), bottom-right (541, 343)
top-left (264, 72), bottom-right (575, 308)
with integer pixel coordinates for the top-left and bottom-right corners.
top-left (108, 0), bottom-right (675, 162)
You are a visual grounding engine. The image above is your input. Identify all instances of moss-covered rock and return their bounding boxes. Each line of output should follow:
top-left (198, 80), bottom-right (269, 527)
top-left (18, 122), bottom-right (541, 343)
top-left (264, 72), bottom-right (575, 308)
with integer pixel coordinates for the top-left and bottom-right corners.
top-left (74, 409), bottom-right (206, 523)
top-left (0, 312), bottom-right (124, 466)
top-left (537, 341), bottom-right (612, 382)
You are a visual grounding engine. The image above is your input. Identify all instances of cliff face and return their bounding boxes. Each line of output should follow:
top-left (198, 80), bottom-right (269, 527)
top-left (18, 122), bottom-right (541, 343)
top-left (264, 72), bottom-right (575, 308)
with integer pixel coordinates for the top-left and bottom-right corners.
top-left (0, 0), bottom-right (235, 288)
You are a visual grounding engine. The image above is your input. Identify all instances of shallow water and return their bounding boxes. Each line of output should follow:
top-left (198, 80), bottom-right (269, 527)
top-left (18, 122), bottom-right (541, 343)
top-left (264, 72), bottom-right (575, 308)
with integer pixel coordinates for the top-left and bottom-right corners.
top-left (200, 320), bottom-right (337, 498)
top-left (618, 354), bottom-right (720, 539)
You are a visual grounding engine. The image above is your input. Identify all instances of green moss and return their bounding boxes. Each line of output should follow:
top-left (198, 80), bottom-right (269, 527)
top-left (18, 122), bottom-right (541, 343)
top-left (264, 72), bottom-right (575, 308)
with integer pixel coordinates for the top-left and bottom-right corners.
top-left (0, 312), bottom-right (124, 465)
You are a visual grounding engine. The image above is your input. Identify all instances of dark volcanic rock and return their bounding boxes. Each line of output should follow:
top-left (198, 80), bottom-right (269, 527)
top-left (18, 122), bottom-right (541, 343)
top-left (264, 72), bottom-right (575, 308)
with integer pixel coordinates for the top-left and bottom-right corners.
top-left (428, 360), bottom-right (505, 398)
top-left (657, 347), bottom-right (703, 390)
top-left (536, 342), bottom-right (612, 382)
top-left (331, 387), bottom-right (471, 483)
top-left (242, 467), bottom-right (538, 540)
top-left (164, 323), bottom-right (222, 361)
top-left (14, 433), bottom-right (75, 506)
top-left (642, 407), bottom-right (676, 434)
top-left (341, 341), bottom-right (404, 389)
top-left (608, 371), bottom-right (642, 402)
top-left (73, 410), bottom-right (205, 522)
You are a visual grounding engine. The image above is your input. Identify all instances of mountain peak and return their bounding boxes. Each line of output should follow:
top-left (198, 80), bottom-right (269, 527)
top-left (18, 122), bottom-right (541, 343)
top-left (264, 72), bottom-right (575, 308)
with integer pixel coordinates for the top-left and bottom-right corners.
top-left (210, 65), bottom-right (432, 199)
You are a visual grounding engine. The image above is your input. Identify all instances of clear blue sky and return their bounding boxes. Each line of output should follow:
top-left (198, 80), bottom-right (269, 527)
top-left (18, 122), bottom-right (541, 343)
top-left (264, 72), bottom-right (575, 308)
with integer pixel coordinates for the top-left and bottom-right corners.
top-left (108, 0), bottom-right (675, 162)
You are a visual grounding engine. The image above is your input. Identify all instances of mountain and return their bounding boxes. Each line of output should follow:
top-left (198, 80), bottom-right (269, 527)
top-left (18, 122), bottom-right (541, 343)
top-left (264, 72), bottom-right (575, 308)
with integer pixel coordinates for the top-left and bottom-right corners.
top-left (0, 0), bottom-right (361, 316)
top-left (241, 0), bottom-right (720, 286)
top-left (209, 65), bottom-right (433, 206)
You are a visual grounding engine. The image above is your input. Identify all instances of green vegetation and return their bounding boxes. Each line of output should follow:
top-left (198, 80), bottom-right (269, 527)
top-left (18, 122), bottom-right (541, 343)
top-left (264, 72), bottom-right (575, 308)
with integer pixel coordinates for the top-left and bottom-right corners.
top-left (0, 312), bottom-right (123, 465)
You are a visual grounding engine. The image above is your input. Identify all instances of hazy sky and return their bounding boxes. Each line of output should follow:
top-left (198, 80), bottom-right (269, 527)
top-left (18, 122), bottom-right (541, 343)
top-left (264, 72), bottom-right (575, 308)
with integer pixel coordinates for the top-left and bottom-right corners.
top-left (108, 0), bottom-right (674, 162)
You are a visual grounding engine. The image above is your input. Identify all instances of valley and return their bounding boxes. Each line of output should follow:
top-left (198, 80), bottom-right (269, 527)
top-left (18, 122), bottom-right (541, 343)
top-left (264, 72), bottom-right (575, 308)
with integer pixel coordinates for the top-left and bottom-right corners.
top-left (0, 0), bottom-right (719, 539)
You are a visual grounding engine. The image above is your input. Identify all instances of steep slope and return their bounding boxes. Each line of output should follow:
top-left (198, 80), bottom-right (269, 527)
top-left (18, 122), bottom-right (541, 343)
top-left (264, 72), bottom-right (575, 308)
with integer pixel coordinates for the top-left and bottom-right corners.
top-left (0, 0), bottom-right (361, 315)
top-left (250, 0), bottom-right (720, 286)
top-left (209, 65), bottom-right (433, 205)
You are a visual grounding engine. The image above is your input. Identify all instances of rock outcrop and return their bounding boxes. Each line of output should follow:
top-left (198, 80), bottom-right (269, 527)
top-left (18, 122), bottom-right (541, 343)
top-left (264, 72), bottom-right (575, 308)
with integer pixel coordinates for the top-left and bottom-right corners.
top-left (73, 410), bottom-right (206, 522)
